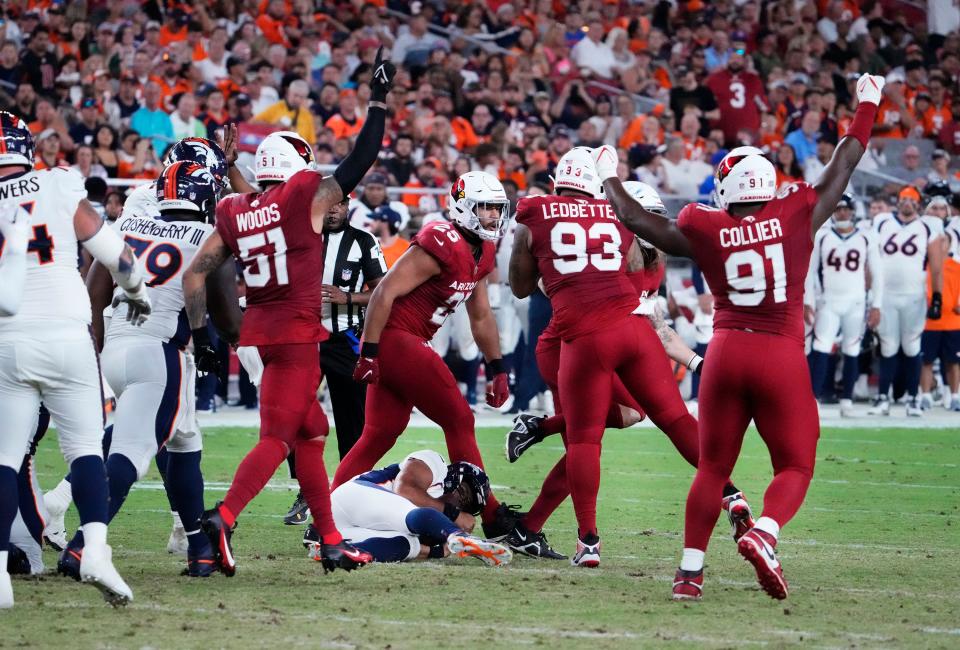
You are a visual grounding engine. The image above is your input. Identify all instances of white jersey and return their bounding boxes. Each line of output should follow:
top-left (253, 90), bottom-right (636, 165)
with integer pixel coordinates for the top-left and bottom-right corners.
top-left (351, 450), bottom-right (448, 498)
top-left (106, 212), bottom-right (213, 345)
top-left (944, 216), bottom-right (960, 259)
top-left (873, 212), bottom-right (942, 296)
top-left (806, 225), bottom-right (882, 307)
top-left (0, 167), bottom-right (90, 335)
top-left (121, 181), bottom-right (160, 220)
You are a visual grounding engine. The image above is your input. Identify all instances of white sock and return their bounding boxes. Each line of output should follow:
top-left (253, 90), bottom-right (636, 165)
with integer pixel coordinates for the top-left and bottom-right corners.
top-left (0, 551), bottom-right (7, 571)
top-left (754, 516), bottom-right (780, 540)
top-left (680, 548), bottom-right (705, 572)
top-left (171, 511), bottom-right (183, 530)
top-left (83, 522), bottom-right (108, 547)
top-left (44, 478), bottom-right (73, 514)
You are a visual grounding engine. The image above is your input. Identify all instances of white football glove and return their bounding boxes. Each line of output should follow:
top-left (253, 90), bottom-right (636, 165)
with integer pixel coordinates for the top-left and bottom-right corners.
top-left (592, 145), bottom-right (619, 183)
top-left (0, 202), bottom-right (32, 253)
top-left (112, 283), bottom-right (152, 326)
top-left (855, 74), bottom-right (885, 106)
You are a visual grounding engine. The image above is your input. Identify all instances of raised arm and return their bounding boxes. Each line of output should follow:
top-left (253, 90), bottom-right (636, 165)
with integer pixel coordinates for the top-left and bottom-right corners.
top-left (812, 75), bottom-right (884, 234)
top-left (310, 48), bottom-right (395, 233)
top-left (465, 279), bottom-right (509, 408)
top-left (0, 203), bottom-right (30, 317)
top-left (508, 223), bottom-right (540, 298)
top-left (592, 146), bottom-right (694, 258)
top-left (218, 123), bottom-right (256, 195)
top-left (183, 230), bottom-right (233, 372)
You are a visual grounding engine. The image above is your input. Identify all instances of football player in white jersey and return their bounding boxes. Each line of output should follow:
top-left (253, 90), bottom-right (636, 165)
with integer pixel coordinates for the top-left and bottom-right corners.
top-left (805, 194), bottom-right (882, 416)
top-left (0, 111), bottom-right (150, 607)
top-left (305, 450), bottom-right (510, 566)
top-left (869, 186), bottom-right (945, 416)
top-left (0, 202), bottom-right (30, 316)
top-left (61, 162), bottom-right (223, 577)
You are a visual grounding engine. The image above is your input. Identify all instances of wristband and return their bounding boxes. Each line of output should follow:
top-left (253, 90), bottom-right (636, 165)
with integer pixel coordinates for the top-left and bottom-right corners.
top-left (845, 101), bottom-right (879, 149)
top-left (443, 503), bottom-right (461, 521)
top-left (368, 101), bottom-right (387, 110)
top-left (192, 326), bottom-right (211, 347)
top-left (360, 341), bottom-right (379, 358)
top-left (487, 358), bottom-right (505, 375)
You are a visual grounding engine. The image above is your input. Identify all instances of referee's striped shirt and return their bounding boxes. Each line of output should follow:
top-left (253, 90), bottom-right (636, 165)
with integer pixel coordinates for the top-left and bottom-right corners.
top-left (322, 226), bottom-right (387, 334)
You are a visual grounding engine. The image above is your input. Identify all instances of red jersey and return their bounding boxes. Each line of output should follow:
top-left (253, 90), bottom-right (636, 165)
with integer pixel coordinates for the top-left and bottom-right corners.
top-left (705, 69), bottom-right (768, 144)
top-left (386, 220), bottom-right (495, 340)
top-left (677, 182), bottom-right (817, 343)
top-left (632, 262), bottom-right (664, 300)
top-left (517, 195), bottom-right (638, 340)
top-left (215, 169), bottom-right (328, 346)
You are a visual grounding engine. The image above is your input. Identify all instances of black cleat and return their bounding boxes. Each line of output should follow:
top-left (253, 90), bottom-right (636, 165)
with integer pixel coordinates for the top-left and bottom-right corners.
top-left (310, 539), bottom-right (373, 573)
top-left (7, 545), bottom-right (32, 575)
top-left (505, 414), bottom-right (545, 463)
top-left (57, 546), bottom-right (82, 581)
top-left (283, 491), bottom-right (310, 526)
top-left (184, 543), bottom-right (218, 577)
top-left (200, 503), bottom-right (236, 577)
top-left (504, 522), bottom-right (567, 560)
top-left (302, 523), bottom-right (319, 551)
top-left (481, 503), bottom-right (526, 541)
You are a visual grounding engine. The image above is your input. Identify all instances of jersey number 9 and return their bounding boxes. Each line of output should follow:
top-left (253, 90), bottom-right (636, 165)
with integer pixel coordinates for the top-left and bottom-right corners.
top-left (124, 236), bottom-right (183, 287)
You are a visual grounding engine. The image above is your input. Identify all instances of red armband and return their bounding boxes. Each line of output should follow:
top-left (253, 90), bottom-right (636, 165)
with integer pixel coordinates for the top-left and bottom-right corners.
top-left (844, 101), bottom-right (879, 149)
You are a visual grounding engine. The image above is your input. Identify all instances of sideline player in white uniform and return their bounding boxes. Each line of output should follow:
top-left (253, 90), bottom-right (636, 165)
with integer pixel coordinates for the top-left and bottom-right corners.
top-left (804, 194), bottom-right (882, 416)
top-left (61, 162), bottom-right (222, 578)
top-left (869, 186), bottom-right (945, 416)
top-left (0, 202), bottom-right (30, 316)
top-left (313, 450), bottom-right (510, 565)
top-left (0, 111), bottom-right (150, 607)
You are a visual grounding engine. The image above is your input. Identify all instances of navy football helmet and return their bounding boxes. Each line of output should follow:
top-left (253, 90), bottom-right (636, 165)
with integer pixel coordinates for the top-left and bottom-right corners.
top-left (443, 461), bottom-right (490, 516)
top-left (0, 111), bottom-right (35, 169)
top-left (165, 137), bottom-right (228, 189)
top-left (155, 161), bottom-right (218, 223)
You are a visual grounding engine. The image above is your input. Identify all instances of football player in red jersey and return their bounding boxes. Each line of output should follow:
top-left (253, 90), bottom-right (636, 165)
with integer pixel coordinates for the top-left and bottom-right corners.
top-left (507, 165), bottom-right (753, 565)
top-left (508, 148), bottom-right (708, 567)
top-left (181, 49), bottom-right (396, 576)
top-left (594, 73), bottom-right (885, 600)
top-left (332, 171), bottom-right (519, 539)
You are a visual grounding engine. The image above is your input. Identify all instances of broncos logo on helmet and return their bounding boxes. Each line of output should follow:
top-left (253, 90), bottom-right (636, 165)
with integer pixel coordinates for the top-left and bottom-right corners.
top-left (165, 137), bottom-right (228, 189)
top-left (0, 111), bottom-right (35, 170)
top-left (155, 161), bottom-right (218, 224)
top-left (442, 461), bottom-right (490, 516)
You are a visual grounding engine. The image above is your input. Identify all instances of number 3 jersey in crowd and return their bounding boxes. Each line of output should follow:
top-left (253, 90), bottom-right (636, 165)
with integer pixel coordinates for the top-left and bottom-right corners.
top-left (385, 220), bottom-right (495, 340)
top-left (873, 212), bottom-right (943, 298)
top-left (216, 169), bottom-right (328, 346)
top-left (677, 182), bottom-right (817, 343)
top-left (107, 211), bottom-right (213, 347)
top-left (515, 194), bottom-right (638, 340)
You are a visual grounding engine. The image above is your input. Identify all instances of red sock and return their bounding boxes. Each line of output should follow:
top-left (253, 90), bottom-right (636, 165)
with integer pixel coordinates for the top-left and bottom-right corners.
top-left (523, 455), bottom-right (568, 532)
top-left (565, 442), bottom-right (601, 538)
top-left (660, 414), bottom-right (700, 469)
top-left (540, 415), bottom-right (565, 436)
top-left (222, 437), bottom-right (288, 521)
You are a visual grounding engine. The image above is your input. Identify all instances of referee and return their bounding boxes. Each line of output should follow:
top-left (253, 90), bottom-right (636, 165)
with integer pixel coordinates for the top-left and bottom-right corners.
top-left (283, 196), bottom-right (387, 525)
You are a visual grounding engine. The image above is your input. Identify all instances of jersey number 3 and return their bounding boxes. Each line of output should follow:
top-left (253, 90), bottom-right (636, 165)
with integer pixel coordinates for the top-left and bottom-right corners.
top-left (724, 243), bottom-right (786, 306)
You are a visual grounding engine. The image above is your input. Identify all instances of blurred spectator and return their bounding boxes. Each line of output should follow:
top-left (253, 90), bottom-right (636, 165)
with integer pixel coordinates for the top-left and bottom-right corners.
top-left (874, 70), bottom-right (913, 138)
top-left (382, 134), bottom-right (416, 186)
top-left (70, 97), bottom-right (102, 147)
top-left (131, 81), bottom-right (174, 154)
top-left (253, 79), bottom-right (315, 146)
top-left (196, 27), bottom-right (229, 85)
top-left (326, 89), bottom-right (364, 140)
top-left (34, 129), bottom-right (64, 170)
top-left (804, 140), bottom-right (837, 184)
top-left (704, 31), bottom-right (733, 72)
top-left (938, 102), bottom-right (960, 154)
top-left (571, 16), bottom-right (616, 79)
top-left (0, 40), bottom-right (22, 100)
top-left (200, 89), bottom-right (230, 140)
top-left (349, 172), bottom-right (411, 233)
top-left (392, 14), bottom-right (443, 67)
top-left (117, 130), bottom-right (161, 180)
top-left (888, 144), bottom-right (927, 185)
top-left (670, 66), bottom-right (719, 133)
top-left (20, 27), bottom-right (56, 96)
top-left (774, 144), bottom-right (804, 188)
top-left (94, 125), bottom-right (120, 179)
top-left (170, 92), bottom-right (206, 141)
top-left (660, 136), bottom-right (712, 200)
top-left (106, 75), bottom-right (142, 128)
top-left (30, 96), bottom-right (75, 151)
top-left (72, 144), bottom-right (108, 180)
top-left (705, 39), bottom-right (768, 147)
top-left (785, 110), bottom-right (822, 164)
top-left (369, 206), bottom-right (410, 270)
top-left (104, 191), bottom-right (125, 223)
top-left (677, 112), bottom-right (708, 161)
top-left (927, 149), bottom-right (960, 192)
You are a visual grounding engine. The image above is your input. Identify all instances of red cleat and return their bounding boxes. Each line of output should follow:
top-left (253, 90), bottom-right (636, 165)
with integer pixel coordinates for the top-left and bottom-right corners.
top-left (721, 491), bottom-right (755, 542)
top-left (671, 568), bottom-right (703, 601)
top-left (737, 528), bottom-right (788, 600)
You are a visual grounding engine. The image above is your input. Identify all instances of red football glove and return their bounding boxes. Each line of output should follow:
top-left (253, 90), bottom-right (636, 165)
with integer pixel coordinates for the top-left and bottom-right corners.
top-left (353, 356), bottom-right (380, 384)
top-left (486, 372), bottom-right (510, 408)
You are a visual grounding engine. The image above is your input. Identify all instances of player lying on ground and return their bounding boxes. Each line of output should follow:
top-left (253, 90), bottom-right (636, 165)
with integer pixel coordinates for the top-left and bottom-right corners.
top-left (182, 48), bottom-right (396, 577)
top-left (335, 170), bottom-right (521, 540)
top-left (306, 451), bottom-right (510, 566)
top-left (593, 73), bottom-right (884, 600)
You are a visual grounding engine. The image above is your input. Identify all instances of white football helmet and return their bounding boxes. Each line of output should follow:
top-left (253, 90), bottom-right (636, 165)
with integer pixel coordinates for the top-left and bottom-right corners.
top-left (448, 171), bottom-right (510, 241)
top-left (255, 131), bottom-right (315, 184)
top-left (553, 146), bottom-right (603, 198)
top-left (622, 180), bottom-right (666, 249)
top-left (714, 146), bottom-right (776, 210)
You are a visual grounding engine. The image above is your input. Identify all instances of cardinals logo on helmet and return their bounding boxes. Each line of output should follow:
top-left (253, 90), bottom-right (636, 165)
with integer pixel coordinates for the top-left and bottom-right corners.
top-left (452, 177), bottom-right (466, 201)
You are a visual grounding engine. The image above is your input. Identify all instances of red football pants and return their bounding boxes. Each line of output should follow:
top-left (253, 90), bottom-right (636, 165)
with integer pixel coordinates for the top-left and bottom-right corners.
top-left (684, 329), bottom-right (819, 552)
top-left (559, 318), bottom-right (689, 538)
top-left (331, 328), bottom-right (500, 519)
top-left (221, 343), bottom-right (338, 538)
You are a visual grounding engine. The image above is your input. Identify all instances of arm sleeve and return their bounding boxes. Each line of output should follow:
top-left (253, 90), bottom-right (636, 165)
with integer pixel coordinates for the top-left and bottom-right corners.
top-left (332, 106), bottom-right (386, 197)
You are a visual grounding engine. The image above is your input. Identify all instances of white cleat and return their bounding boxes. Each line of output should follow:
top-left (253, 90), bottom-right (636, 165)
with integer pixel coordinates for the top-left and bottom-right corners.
top-left (905, 397), bottom-right (923, 417)
top-left (839, 399), bottom-right (857, 418)
top-left (0, 572), bottom-right (12, 609)
top-left (950, 398), bottom-right (960, 412)
top-left (919, 394), bottom-right (933, 411)
top-left (447, 534), bottom-right (512, 567)
top-left (167, 524), bottom-right (188, 556)
top-left (80, 544), bottom-right (132, 607)
top-left (867, 396), bottom-right (890, 416)
top-left (42, 496), bottom-right (69, 552)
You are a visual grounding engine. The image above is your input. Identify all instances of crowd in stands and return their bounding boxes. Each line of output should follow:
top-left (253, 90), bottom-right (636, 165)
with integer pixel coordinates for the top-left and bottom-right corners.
top-left (0, 0), bottom-right (957, 217)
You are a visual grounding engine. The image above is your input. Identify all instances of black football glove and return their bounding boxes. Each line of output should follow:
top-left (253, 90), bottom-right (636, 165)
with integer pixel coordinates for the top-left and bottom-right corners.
top-left (928, 291), bottom-right (942, 320)
top-left (192, 327), bottom-right (220, 376)
top-left (369, 46), bottom-right (396, 102)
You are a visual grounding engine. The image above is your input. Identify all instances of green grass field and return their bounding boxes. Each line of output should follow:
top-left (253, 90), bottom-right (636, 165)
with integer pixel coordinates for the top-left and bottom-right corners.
top-left (2, 424), bottom-right (958, 649)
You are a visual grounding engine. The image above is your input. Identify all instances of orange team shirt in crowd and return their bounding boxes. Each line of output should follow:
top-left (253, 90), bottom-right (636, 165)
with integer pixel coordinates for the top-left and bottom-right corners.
top-left (499, 166), bottom-right (527, 191)
top-left (903, 84), bottom-right (927, 110)
top-left (680, 134), bottom-right (707, 161)
top-left (159, 25), bottom-right (188, 47)
top-left (33, 156), bottom-right (64, 171)
top-left (875, 98), bottom-right (906, 138)
top-left (152, 75), bottom-right (193, 104)
top-left (450, 116), bottom-right (479, 150)
top-left (775, 169), bottom-right (803, 189)
top-left (927, 256), bottom-right (960, 331)
top-left (256, 14), bottom-right (291, 47)
top-left (921, 103), bottom-right (953, 137)
top-left (381, 237), bottom-right (411, 269)
top-left (326, 114), bottom-right (364, 140)
top-left (117, 159), bottom-right (158, 180)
